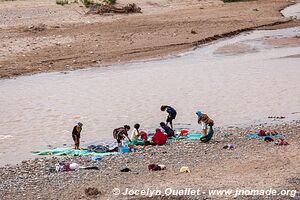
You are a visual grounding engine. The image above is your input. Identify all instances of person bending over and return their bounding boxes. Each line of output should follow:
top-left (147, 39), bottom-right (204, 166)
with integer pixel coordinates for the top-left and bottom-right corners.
top-left (160, 122), bottom-right (175, 138)
top-left (196, 111), bottom-right (214, 143)
top-left (161, 105), bottom-right (177, 130)
top-left (113, 125), bottom-right (131, 147)
top-left (152, 128), bottom-right (167, 145)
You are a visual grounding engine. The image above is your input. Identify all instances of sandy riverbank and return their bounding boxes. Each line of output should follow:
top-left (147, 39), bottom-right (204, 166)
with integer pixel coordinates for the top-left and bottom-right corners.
top-left (0, 0), bottom-right (300, 78)
top-left (0, 123), bottom-right (299, 199)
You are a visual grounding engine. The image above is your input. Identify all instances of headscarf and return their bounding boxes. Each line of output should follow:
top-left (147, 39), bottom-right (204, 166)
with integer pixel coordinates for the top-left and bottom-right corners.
top-left (77, 122), bottom-right (83, 127)
top-left (196, 111), bottom-right (202, 118)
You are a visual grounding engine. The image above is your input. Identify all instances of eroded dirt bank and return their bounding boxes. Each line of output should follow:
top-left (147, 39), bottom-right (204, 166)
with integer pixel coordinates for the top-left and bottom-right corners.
top-left (0, 0), bottom-right (299, 78)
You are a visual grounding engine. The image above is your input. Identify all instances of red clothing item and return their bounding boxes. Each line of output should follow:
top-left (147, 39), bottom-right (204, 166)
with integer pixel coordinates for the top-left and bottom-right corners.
top-left (140, 131), bottom-right (148, 141)
top-left (152, 129), bottom-right (167, 145)
top-left (258, 130), bottom-right (266, 136)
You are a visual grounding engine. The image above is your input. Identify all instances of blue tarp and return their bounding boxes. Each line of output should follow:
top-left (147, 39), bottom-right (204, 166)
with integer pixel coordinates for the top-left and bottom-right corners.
top-left (246, 134), bottom-right (283, 139)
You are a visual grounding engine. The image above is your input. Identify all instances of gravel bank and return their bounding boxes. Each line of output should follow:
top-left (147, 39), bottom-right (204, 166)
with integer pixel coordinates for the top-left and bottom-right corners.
top-left (0, 122), bottom-right (299, 199)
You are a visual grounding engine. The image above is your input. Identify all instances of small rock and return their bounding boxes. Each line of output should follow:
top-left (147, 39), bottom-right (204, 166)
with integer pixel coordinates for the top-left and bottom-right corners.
top-left (191, 30), bottom-right (197, 34)
top-left (85, 187), bottom-right (101, 196)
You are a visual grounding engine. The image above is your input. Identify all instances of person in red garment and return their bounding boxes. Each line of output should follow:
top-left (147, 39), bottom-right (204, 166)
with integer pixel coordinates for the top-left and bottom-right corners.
top-left (140, 130), bottom-right (148, 142)
top-left (152, 128), bottom-right (167, 145)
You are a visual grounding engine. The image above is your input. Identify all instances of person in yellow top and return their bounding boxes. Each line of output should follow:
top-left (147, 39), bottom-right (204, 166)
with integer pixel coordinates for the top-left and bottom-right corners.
top-left (72, 122), bottom-right (83, 149)
top-left (196, 111), bottom-right (214, 143)
top-left (131, 123), bottom-right (142, 141)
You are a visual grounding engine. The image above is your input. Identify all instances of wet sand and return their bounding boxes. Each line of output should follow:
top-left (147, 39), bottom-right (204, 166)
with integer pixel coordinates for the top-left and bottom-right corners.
top-left (265, 36), bottom-right (300, 47)
top-left (281, 54), bottom-right (300, 58)
top-left (214, 43), bottom-right (256, 54)
top-left (0, 0), bottom-right (298, 78)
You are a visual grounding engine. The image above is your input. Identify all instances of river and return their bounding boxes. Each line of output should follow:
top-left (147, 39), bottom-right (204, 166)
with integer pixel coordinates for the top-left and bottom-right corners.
top-left (0, 2), bottom-right (299, 166)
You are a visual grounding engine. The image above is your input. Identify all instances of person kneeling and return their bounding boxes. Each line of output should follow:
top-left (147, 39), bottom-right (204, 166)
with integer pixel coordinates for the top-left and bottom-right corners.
top-left (151, 128), bottom-right (167, 145)
top-left (196, 111), bottom-right (214, 143)
top-left (160, 122), bottom-right (175, 138)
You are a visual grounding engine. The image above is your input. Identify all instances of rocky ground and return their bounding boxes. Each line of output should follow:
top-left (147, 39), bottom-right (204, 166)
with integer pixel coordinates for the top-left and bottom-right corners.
top-left (0, 122), bottom-right (299, 199)
top-left (1, 0), bottom-right (300, 78)
top-left (0, 1), bottom-right (299, 200)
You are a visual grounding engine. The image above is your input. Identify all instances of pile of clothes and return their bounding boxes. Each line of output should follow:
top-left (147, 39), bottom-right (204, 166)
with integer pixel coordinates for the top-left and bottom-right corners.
top-left (148, 164), bottom-right (166, 171)
top-left (87, 144), bottom-right (118, 153)
top-left (258, 129), bottom-right (278, 136)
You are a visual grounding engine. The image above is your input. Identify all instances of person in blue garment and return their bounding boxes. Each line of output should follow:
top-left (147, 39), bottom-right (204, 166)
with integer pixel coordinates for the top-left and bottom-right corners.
top-left (161, 105), bottom-right (177, 130)
top-left (160, 122), bottom-right (175, 138)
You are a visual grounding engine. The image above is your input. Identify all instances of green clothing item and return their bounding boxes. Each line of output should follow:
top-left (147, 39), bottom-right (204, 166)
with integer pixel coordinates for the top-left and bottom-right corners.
top-left (200, 126), bottom-right (214, 143)
top-left (129, 140), bottom-right (145, 145)
top-left (32, 148), bottom-right (116, 156)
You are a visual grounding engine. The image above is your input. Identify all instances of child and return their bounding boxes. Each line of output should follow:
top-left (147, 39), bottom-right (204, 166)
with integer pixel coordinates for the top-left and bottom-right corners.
top-left (130, 123), bottom-right (140, 141)
top-left (160, 122), bottom-right (175, 138)
top-left (113, 125), bottom-right (131, 147)
top-left (161, 105), bottom-right (177, 129)
top-left (72, 122), bottom-right (83, 150)
top-left (196, 111), bottom-right (214, 143)
top-left (152, 128), bottom-right (167, 145)
top-left (140, 130), bottom-right (148, 142)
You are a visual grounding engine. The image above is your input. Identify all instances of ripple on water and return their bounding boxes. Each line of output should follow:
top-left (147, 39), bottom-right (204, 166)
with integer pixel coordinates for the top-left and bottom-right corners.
top-left (0, 135), bottom-right (13, 140)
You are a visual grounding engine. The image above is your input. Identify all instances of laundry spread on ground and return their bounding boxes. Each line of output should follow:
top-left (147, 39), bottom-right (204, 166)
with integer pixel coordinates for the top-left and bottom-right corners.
top-left (32, 148), bottom-right (117, 156)
top-left (246, 133), bottom-right (283, 139)
top-left (32, 127), bottom-right (203, 156)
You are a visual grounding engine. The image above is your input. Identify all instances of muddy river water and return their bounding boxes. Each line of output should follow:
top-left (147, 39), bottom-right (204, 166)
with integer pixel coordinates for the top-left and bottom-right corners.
top-left (0, 3), bottom-right (299, 165)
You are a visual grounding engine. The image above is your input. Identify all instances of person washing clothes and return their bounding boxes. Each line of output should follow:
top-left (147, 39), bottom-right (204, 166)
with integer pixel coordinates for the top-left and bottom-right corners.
top-left (160, 122), bottom-right (175, 138)
top-left (72, 122), bottom-right (83, 150)
top-left (161, 105), bottom-right (177, 130)
top-left (130, 123), bottom-right (141, 141)
top-left (196, 111), bottom-right (214, 143)
top-left (152, 128), bottom-right (167, 145)
top-left (113, 125), bottom-right (131, 147)
top-left (140, 130), bottom-right (148, 142)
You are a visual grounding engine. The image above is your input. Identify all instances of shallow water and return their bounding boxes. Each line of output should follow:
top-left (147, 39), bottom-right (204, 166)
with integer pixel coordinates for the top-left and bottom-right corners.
top-left (281, 0), bottom-right (300, 19)
top-left (0, 5), bottom-right (300, 166)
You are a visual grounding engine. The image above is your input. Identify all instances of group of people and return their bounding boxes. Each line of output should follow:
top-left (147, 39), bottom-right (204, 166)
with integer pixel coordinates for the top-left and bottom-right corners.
top-left (111, 105), bottom-right (178, 147)
top-left (72, 105), bottom-right (214, 149)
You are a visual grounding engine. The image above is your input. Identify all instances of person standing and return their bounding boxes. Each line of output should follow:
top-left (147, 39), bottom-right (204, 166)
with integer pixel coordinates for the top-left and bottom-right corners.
top-left (72, 122), bottom-right (83, 150)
